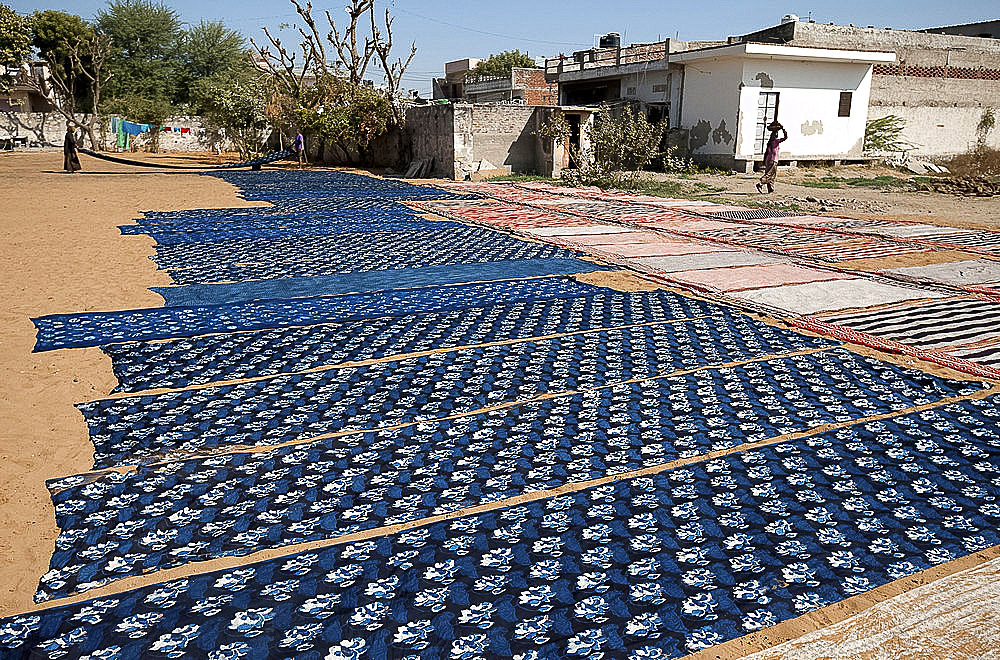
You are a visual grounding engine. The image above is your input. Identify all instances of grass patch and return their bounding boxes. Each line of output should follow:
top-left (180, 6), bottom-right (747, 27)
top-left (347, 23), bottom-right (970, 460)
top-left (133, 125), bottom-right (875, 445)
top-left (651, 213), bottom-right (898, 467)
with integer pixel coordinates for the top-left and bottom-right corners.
top-left (692, 181), bottom-right (726, 193)
top-left (842, 175), bottom-right (911, 188)
top-left (634, 180), bottom-right (684, 197)
top-left (799, 175), bottom-right (914, 190)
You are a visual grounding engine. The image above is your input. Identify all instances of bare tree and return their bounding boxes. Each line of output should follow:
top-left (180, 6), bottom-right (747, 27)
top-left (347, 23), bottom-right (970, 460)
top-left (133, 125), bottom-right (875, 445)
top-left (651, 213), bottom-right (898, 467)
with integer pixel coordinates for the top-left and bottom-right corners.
top-left (328, 0), bottom-right (376, 85)
top-left (251, 0), bottom-right (414, 124)
top-left (12, 33), bottom-right (113, 149)
top-left (370, 7), bottom-right (415, 126)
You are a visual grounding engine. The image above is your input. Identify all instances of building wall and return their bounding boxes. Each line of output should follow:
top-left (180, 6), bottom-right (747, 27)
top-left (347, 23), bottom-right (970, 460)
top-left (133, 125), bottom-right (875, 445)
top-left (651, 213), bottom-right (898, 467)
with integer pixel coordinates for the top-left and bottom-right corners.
top-left (738, 21), bottom-right (1000, 158)
top-left (468, 104), bottom-right (540, 172)
top-left (742, 22), bottom-right (1000, 69)
top-left (404, 103), bottom-right (459, 178)
top-left (869, 74), bottom-right (1000, 158)
top-left (406, 103), bottom-right (589, 179)
top-left (679, 57), bottom-right (744, 164)
top-left (734, 59), bottom-right (872, 161)
top-left (0, 112), bottom-right (210, 151)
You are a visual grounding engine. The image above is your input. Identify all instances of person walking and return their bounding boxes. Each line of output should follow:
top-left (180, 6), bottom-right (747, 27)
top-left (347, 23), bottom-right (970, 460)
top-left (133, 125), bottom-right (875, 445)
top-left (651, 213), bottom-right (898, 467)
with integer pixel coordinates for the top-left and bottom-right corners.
top-left (294, 129), bottom-right (307, 169)
top-left (63, 125), bottom-right (81, 173)
top-left (756, 121), bottom-right (787, 194)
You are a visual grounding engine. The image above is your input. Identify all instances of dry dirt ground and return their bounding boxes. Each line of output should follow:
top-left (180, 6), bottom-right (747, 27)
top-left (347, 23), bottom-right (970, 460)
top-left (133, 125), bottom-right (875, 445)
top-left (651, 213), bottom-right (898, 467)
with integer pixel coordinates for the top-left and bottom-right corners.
top-left (1, 151), bottom-right (998, 658)
top-left (652, 164), bottom-right (1000, 230)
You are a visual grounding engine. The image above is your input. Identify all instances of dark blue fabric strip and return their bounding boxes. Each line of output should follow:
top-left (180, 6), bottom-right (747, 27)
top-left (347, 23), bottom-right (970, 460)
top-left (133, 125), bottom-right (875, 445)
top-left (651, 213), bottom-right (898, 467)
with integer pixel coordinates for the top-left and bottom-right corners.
top-left (124, 220), bottom-right (460, 245)
top-left (31, 277), bottom-right (603, 352)
top-left (42, 349), bottom-right (980, 600)
top-left (153, 259), bottom-right (610, 307)
top-left (104, 290), bottom-right (733, 394)
top-left (13, 397), bottom-right (1000, 654)
top-left (79, 347), bottom-right (977, 472)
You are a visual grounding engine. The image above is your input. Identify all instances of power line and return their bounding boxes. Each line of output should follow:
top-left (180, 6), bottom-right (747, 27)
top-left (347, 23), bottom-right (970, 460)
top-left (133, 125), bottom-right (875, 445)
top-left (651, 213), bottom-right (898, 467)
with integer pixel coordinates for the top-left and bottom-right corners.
top-left (393, 7), bottom-right (591, 48)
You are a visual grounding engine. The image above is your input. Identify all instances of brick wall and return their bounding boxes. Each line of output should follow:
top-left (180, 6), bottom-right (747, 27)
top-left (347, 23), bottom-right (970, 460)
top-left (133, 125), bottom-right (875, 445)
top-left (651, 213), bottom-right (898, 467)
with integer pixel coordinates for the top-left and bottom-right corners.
top-left (874, 63), bottom-right (1000, 80)
top-left (513, 69), bottom-right (558, 105)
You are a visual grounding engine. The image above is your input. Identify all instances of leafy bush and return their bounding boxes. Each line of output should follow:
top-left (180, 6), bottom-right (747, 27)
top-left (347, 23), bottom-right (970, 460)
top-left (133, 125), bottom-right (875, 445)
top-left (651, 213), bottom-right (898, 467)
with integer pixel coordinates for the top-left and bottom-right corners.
top-left (563, 105), bottom-right (669, 187)
top-left (864, 115), bottom-right (915, 153)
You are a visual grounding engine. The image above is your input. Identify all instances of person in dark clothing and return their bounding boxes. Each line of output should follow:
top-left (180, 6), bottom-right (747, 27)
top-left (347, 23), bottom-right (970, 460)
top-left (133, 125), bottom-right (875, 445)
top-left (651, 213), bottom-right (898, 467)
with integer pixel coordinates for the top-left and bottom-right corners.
top-left (63, 125), bottom-right (81, 173)
top-left (756, 121), bottom-right (787, 194)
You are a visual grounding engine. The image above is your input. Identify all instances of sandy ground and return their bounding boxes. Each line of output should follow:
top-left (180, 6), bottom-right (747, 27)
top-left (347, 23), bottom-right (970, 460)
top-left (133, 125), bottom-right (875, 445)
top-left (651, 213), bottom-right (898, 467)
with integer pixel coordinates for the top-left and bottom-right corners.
top-left (0, 151), bottom-right (264, 613)
top-left (1, 152), bottom-right (998, 657)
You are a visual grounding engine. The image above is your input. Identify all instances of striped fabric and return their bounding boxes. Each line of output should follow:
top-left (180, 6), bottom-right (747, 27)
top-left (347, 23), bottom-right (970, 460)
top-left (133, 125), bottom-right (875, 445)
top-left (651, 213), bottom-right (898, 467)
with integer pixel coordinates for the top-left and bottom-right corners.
top-left (707, 209), bottom-right (801, 220)
top-left (703, 226), bottom-right (851, 248)
top-left (783, 239), bottom-right (932, 262)
top-left (922, 230), bottom-right (1000, 254)
top-left (818, 297), bottom-right (1000, 349)
top-left (945, 342), bottom-right (1000, 368)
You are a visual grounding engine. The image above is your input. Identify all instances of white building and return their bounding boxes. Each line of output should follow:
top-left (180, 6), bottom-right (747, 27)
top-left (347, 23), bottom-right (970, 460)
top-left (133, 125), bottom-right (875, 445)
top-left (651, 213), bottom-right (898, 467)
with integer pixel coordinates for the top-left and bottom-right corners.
top-left (672, 43), bottom-right (896, 171)
top-left (547, 38), bottom-right (897, 171)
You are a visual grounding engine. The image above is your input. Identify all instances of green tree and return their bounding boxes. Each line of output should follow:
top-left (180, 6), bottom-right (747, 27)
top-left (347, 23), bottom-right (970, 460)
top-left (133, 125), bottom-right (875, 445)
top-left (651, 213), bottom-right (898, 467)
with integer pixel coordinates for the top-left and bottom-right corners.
top-left (470, 50), bottom-right (537, 78)
top-left (193, 69), bottom-right (270, 159)
top-left (180, 20), bottom-right (246, 83)
top-left (31, 10), bottom-right (96, 107)
top-left (32, 10), bottom-right (94, 64)
top-left (97, 0), bottom-right (182, 103)
top-left (0, 3), bottom-right (32, 66)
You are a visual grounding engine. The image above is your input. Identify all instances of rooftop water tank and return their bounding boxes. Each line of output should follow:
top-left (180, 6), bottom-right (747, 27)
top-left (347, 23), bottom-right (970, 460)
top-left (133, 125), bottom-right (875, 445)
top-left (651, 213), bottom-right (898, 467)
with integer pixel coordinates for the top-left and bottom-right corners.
top-left (781, 14), bottom-right (799, 24)
top-left (599, 32), bottom-right (621, 49)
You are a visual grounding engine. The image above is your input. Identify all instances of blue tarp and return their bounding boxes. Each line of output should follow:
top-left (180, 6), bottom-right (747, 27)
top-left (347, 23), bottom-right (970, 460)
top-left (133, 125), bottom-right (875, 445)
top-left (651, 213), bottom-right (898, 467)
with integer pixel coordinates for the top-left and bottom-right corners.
top-left (153, 259), bottom-right (611, 306)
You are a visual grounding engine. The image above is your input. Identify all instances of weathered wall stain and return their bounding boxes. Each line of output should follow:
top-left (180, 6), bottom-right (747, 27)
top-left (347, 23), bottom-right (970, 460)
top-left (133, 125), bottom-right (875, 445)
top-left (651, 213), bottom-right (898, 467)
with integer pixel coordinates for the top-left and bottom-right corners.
top-left (690, 119), bottom-right (711, 150)
top-left (801, 120), bottom-right (824, 136)
top-left (712, 119), bottom-right (734, 145)
top-left (754, 72), bottom-right (774, 88)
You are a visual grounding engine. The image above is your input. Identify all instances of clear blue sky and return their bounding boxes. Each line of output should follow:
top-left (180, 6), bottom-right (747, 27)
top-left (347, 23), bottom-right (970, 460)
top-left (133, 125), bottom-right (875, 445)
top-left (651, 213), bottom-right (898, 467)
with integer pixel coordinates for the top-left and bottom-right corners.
top-left (9, 0), bottom-right (998, 93)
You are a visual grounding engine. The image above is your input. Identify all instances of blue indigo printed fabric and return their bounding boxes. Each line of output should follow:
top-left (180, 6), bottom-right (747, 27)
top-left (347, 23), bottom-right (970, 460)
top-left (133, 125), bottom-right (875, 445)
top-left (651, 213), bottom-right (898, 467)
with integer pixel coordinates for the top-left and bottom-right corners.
top-left (10, 396), bottom-right (1000, 657)
top-left (209, 170), bottom-right (477, 201)
top-left (136, 199), bottom-right (409, 223)
top-left (79, 347), bottom-right (981, 472)
top-left (131, 219), bottom-right (463, 246)
top-left (40, 365), bottom-right (988, 601)
top-left (154, 229), bottom-right (584, 286)
top-left (33, 277), bottom-right (600, 351)
top-left (153, 259), bottom-right (611, 307)
top-left (150, 227), bottom-right (512, 270)
top-left (103, 292), bottom-right (746, 393)
top-left (163, 238), bottom-right (581, 285)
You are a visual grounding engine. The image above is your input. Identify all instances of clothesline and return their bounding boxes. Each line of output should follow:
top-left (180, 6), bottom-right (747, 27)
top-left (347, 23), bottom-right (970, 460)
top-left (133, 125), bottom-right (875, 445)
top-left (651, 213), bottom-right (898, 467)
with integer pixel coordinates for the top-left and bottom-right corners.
top-left (110, 117), bottom-right (194, 151)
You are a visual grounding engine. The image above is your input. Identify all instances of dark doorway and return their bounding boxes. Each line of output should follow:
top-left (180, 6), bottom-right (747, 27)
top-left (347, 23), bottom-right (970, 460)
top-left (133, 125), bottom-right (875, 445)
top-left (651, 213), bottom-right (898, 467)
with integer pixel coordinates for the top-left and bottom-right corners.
top-left (566, 114), bottom-right (582, 168)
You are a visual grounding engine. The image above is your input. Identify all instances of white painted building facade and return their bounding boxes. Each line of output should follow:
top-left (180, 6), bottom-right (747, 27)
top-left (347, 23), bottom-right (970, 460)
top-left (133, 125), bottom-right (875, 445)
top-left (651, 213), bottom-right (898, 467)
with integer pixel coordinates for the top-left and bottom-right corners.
top-left (671, 43), bottom-right (896, 171)
top-left (549, 41), bottom-right (897, 171)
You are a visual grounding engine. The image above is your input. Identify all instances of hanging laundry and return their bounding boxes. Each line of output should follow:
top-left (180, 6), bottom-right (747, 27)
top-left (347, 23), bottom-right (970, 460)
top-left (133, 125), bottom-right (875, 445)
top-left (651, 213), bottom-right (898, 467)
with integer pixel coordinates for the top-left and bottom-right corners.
top-left (121, 121), bottom-right (145, 136)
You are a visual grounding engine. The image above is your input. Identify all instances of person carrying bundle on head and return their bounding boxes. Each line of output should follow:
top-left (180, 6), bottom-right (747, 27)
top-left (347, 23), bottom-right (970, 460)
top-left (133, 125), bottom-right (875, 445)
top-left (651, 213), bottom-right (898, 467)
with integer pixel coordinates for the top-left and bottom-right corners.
top-left (756, 121), bottom-right (787, 194)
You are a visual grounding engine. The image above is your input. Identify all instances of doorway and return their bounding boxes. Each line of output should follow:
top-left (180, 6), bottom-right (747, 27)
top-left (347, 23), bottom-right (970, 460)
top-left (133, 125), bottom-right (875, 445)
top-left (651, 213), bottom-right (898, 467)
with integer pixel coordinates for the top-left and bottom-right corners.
top-left (566, 114), bottom-right (582, 168)
top-left (755, 91), bottom-right (780, 155)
